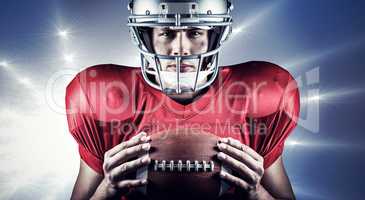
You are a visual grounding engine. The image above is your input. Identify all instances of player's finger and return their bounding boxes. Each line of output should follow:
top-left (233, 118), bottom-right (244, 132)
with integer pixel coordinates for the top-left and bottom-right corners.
top-left (114, 179), bottom-right (148, 190)
top-left (109, 155), bottom-right (151, 182)
top-left (219, 137), bottom-right (263, 162)
top-left (220, 171), bottom-right (251, 191)
top-left (106, 143), bottom-right (150, 171)
top-left (217, 152), bottom-right (259, 185)
top-left (107, 132), bottom-right (150, 157)
top-left (217, 143), bottom-right (263, 176)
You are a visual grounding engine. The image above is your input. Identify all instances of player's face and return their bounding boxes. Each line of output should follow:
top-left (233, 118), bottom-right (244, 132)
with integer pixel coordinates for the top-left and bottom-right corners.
top-left (152, 27), bottom-right (209, 72)
top-left (151, 27), bottom-right (210, 100)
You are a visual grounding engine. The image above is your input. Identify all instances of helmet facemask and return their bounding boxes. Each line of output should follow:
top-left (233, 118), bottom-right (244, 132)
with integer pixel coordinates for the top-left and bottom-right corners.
top-left (128, 0), bottom-right (233, 95)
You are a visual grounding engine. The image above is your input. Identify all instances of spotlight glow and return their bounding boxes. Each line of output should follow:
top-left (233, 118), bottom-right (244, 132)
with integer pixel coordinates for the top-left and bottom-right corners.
top-left (306, 94), bottom-right (322, 102)
top-left (301, 87), bottom-right (365, 107)
top-left (286, 140), bottom-right (301, 147)
top-left (64, 54), bottom-right (75, 63)
top-left (311, 88), bottom-right (364, 103)
top-left (0, 60), bottom-right (40, 97)
top-left (229, 1), bottom-right (281, 40)
top-left (231, 25), bottom-right (247, 37)
top-left (284, 36), bottom-right (365, 68)
top-left (285, 135), bottom-right (363, 150)
top-left (0, 61), bottom-right (9, 68)
top-left (58, 29), bottom-right (70, 39)
top-left (17, 77), bottom-right (32, 86)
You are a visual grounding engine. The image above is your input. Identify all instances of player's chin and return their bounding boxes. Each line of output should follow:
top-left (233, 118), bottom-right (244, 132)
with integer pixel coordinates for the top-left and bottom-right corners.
top-left (164, 87), bottom-right (193, 94)
top-left (164, 87), bottom-right (197, 98)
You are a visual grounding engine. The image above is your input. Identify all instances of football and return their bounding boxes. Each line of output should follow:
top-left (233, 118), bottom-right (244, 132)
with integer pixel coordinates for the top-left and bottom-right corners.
top-left (134, 128), bottom-right (230, 200)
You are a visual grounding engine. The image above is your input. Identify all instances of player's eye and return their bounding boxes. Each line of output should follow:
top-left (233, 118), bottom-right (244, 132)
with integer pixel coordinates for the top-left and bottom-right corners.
top-left (188, 30), bottom-right (204, 39)
top-left (158, 30), bottom-right (174, 39)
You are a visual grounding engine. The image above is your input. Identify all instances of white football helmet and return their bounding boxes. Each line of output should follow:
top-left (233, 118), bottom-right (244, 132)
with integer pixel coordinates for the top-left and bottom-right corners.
top-left (128, 0), bottom-right (233, 94)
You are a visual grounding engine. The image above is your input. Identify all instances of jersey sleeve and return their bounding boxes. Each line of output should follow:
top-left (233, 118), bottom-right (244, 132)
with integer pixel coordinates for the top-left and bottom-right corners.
top-left (259, 74), bottom-right (300, 169)
top-left (65, 73), bottom-right (104, 175)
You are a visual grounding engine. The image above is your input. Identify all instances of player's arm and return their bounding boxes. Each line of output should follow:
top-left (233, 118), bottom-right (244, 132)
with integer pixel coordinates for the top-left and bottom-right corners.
top-left (260, 156), bottom-right (295, 200)
top-left (71, 159), bottom-right (103, 200)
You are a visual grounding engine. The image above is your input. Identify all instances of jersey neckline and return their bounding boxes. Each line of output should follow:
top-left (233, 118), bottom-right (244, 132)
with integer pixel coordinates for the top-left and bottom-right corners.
top-left (137, 67), bottom-right (232, 119)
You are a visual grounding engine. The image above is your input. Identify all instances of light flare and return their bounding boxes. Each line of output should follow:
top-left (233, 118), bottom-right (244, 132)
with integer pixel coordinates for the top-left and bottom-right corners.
top-left (64, 54), bottom-right (75, 63)
top-left (0, 60), bottom-right (10, 68)
top-left (229, 1), bottom-right (282, 39)
top-left (57, 29), bottom-right (70, 39)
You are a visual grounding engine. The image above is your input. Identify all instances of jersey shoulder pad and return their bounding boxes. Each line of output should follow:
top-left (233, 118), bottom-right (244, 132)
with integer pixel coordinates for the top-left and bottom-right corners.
top-left (227, 61), bottom-right (298, 117)
top-left (66, 64), bottom-right (140, 121)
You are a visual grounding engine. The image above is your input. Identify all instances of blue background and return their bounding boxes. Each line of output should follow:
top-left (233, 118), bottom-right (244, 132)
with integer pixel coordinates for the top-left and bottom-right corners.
top-left (0, 0), bottom-right (364, 199)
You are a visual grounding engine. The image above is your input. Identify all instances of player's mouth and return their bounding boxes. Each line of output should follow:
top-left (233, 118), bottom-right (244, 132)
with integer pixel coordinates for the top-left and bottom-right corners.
top-left (166, 63), bottom-right (195, 72)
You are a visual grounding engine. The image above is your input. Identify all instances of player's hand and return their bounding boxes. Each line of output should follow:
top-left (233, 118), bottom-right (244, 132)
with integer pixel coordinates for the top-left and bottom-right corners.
top-left (217, 137), bottom-right (265, 200)
top-left (100, 132), bottom-right (151, 198)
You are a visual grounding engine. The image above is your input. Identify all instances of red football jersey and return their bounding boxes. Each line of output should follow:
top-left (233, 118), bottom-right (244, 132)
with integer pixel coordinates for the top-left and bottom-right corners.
top-left (65, 61), bottom-right (300, 197)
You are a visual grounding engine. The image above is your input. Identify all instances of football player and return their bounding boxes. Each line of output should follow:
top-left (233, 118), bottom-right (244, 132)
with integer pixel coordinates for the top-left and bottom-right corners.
top-left (66, 0), bottom-right (299, 199)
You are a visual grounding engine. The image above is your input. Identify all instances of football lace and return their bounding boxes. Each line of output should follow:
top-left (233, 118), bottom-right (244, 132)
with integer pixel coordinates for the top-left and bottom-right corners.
top-left (152, 160), bottom-right (215, 172)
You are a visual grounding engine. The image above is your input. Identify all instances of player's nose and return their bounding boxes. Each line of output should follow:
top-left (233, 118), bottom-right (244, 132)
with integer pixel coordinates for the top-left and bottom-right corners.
top-left (170, 31), bottom-right (191, 56)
